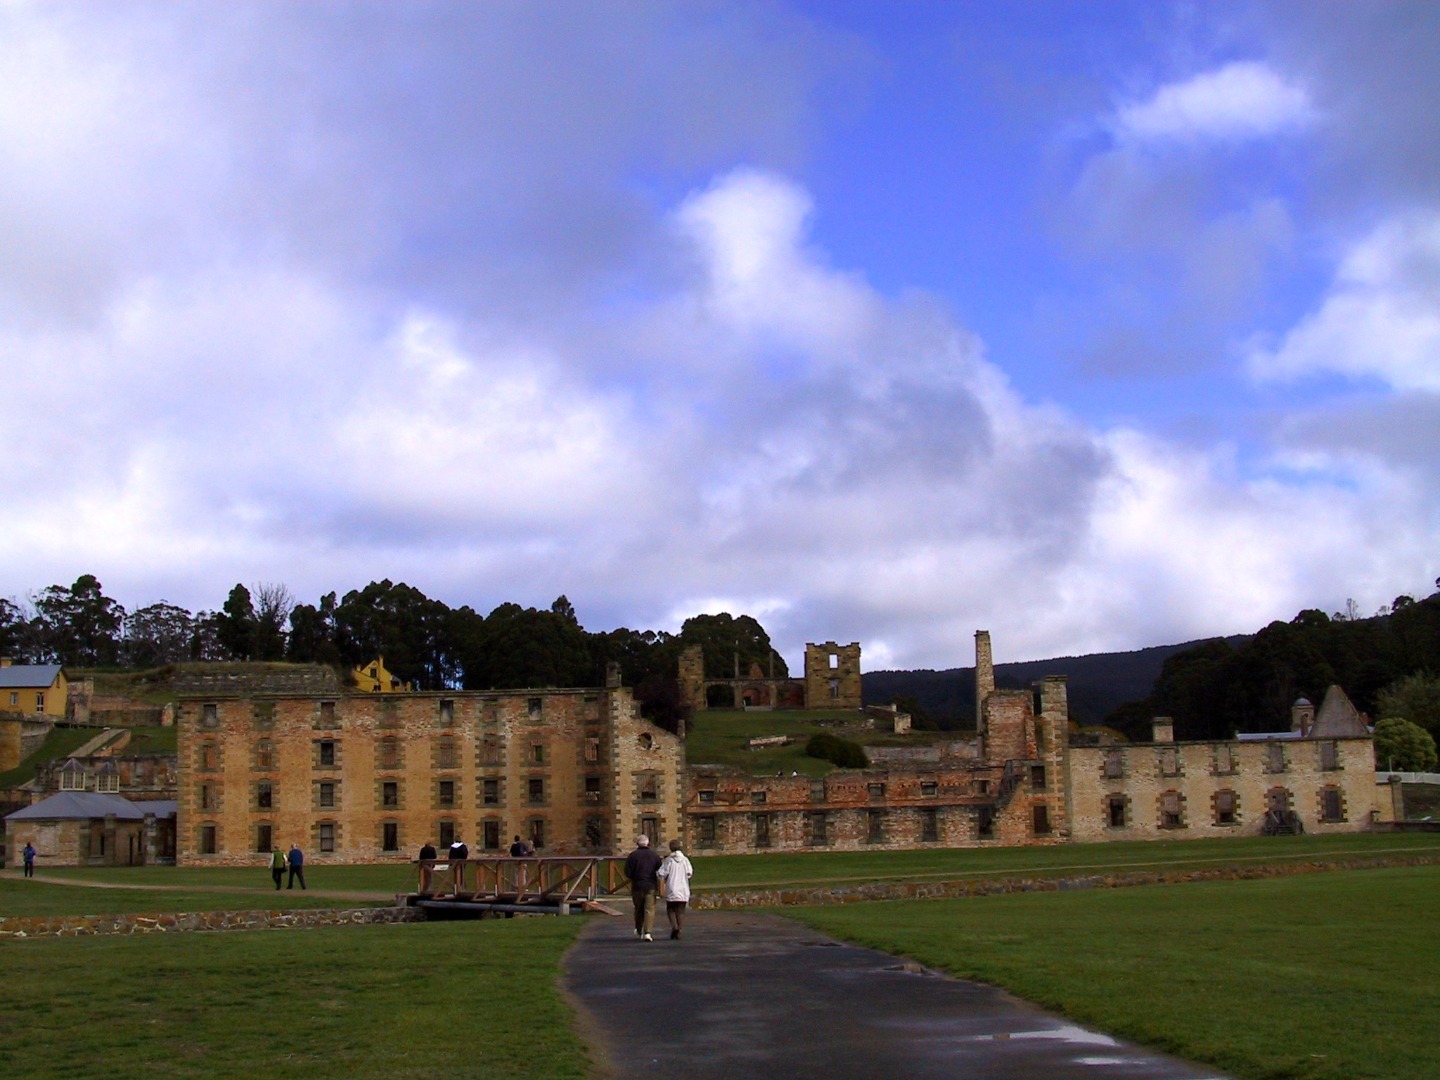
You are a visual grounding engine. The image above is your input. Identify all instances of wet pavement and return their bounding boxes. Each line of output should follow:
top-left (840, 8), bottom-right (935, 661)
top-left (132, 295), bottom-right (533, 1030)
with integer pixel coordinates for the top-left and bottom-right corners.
top-left (563, 911), bottom-right (1228, 1080)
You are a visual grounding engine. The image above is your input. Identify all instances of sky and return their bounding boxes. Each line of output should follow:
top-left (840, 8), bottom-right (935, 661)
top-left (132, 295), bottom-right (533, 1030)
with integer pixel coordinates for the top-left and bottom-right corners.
top-left (2, 1), bottom-right (1437, 671)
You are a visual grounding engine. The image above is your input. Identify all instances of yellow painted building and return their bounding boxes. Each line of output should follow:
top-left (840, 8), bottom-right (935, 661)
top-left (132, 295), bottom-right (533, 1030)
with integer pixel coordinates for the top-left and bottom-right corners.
top-left (0, 661), bottom-right (68, 719)
top-left (351, 657), bottom-right (409, 694)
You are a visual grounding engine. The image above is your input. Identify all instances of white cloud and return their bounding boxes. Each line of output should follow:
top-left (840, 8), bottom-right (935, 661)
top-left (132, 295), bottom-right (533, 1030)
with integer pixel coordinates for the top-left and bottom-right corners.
top-left (1249, 211), bottom-right (1440, 391)
top-left (0, 7), bottom-right (1434, 676)
top-left (1113, 61), bottom-right (1317, 145)
top-left (674, 168), bottom-right (879, 357)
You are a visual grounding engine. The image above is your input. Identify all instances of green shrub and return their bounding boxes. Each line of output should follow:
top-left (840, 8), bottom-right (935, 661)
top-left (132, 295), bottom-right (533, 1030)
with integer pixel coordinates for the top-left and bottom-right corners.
top-left (805, 733), bottom-right (869, 768)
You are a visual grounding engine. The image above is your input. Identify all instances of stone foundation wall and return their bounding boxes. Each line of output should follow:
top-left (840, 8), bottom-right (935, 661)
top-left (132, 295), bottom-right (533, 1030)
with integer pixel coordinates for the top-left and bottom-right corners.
top-left (0, 905), bottom-right (418, 939)
top-left (0, 716), bottom-right (19, 772)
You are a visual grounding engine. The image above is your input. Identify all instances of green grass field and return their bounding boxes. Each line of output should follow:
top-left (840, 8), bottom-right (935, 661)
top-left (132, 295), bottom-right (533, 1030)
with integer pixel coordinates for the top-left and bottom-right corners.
top-left (788, 862), bottom-right (1440, 1080)
top-left (690, 831), bottom-right (1440, 890)
top-left (4, 840), bottom-right (1438, 1078)
top-left (6, 833), bottom-right (1438, 917)
top-left (0, 918), bottom-right (590, 1079)
top-left (685, 707), bottom-right (947, 774)
top-left (0, 727), bottom-right (100, 788)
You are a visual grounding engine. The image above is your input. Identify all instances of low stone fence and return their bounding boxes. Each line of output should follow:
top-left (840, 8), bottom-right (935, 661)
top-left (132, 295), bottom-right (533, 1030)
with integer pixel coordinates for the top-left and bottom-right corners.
top-left (689, 852), bottom-right (1440, 910)
top-left (0, 904), bottom-right (419, 939)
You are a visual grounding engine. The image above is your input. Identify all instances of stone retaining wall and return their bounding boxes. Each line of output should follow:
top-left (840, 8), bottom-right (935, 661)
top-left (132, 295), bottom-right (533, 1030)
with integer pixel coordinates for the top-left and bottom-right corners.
top-left (0, 904), bottom-right (419, 939)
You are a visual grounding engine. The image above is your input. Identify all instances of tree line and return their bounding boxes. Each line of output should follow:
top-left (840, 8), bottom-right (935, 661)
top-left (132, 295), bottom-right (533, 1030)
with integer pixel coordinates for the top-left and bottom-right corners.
top-left (0, 576), bottom-right (792, 733)
top-left (1104, 584), bottom-right (1440, 764)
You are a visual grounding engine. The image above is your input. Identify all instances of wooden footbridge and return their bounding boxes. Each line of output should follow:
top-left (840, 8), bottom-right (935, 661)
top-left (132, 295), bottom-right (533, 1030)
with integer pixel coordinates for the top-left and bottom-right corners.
top-left (404, 857), bottom-right (631, 918)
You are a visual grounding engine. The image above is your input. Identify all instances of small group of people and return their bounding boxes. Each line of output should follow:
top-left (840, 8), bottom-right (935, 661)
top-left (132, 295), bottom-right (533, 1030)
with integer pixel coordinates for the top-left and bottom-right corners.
top-left (269, 844), bottom-right (306, 890)
top-left (416, 839), bottom-right (474, 894)
top-left (624, 834), bottom-right (693, 941)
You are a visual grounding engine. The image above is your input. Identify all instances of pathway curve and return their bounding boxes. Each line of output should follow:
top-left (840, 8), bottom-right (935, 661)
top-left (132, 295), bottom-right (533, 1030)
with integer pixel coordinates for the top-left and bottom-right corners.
top-left (563, 911), bottom-right (1228, 1080)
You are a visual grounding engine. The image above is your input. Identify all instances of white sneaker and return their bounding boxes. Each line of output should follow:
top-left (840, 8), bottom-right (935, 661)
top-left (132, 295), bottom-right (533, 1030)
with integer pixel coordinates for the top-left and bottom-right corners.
top-left (642, 933), bottom-right (653, 941)
top-left (634, 929), bottom-right (641, 937)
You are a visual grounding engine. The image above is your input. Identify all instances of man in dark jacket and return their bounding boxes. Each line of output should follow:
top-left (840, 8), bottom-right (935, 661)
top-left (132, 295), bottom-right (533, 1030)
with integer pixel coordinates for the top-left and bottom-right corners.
top-left (623, 835), bottom-right (664, 941)
top-left (286, 844), bottom-right (306, 890)
top-left (449, 840), bottom-right (469, 894)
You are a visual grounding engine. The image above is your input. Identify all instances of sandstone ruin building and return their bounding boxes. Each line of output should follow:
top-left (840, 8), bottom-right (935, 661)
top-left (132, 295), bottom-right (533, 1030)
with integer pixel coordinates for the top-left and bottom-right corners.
top-left (161, 632), bottom-right (1382, 866)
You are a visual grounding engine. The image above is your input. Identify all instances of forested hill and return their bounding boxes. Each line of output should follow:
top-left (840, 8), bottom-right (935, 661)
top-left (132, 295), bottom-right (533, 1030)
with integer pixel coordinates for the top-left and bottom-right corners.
top-left (863, 638), bottom-right (1247, 729)
top-left (868, 588), bottom-right (1440, 739)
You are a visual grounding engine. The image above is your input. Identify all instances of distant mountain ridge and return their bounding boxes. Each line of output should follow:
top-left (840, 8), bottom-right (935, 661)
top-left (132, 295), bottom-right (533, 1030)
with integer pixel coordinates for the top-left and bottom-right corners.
top-left (862, 636), bottom-right (1252, 729)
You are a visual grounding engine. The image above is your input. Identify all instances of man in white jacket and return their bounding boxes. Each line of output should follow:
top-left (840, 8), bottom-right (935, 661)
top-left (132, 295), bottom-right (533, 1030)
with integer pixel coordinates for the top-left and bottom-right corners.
top-left (657, 839), bottom-right (694, 940)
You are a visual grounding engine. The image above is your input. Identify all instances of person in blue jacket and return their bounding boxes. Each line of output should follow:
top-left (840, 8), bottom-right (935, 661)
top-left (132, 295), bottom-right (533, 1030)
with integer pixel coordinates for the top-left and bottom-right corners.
top-left (287, 843), bottom-right (306, 890)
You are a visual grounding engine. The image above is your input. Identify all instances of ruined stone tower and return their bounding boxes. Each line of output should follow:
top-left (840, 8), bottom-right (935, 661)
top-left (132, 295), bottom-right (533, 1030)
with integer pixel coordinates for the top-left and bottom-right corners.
top-left (974, 630), bottom-right (994, 737)
top-left (677, 645), bottom-right (705, 714)
top-left (803, 642), bottom-right (862, 709)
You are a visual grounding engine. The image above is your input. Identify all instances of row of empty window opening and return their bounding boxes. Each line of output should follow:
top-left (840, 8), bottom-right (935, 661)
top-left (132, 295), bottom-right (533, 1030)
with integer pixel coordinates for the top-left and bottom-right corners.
top-left (199, 697), bottom-right (587, 727)
top-left (196, 736), bottom-right (606, 771)
top-left (1104, 787), bottom-right (1347, 828)
top-left (698, 775), bottom-right (1026, 805)
top-left (1103, 743), bottom-right (1345, 778)
top-left (199, 775), bottom-right (635, 811)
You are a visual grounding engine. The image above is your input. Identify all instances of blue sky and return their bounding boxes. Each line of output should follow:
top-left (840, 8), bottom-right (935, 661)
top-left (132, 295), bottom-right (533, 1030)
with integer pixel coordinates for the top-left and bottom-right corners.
top-left (1, 1), bottom-right (1436, 670)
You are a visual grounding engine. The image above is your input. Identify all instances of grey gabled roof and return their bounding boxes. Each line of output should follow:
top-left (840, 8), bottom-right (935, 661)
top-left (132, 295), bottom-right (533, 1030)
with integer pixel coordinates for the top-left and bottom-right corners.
top-left (4, 791), bottom-right (147, 822)
top-left (0, 664), bottom-right (63, 689)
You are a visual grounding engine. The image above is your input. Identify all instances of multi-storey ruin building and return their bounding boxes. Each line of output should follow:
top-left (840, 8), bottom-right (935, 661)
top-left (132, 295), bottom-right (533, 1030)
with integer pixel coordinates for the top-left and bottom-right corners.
top-left (685, 634), bottom-right (1070, 854)
top-left (679, 641), bottom-right (862, 711)
top-left (685, 632), bottom-right (1378, 855)
top-left (163, 632), bottom-right (1381, 867)
top-left (173, 666), bottom-right (683, 865)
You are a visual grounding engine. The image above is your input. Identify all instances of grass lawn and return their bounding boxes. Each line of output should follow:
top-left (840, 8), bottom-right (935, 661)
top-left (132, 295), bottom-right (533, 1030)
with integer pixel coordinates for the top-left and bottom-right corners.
top-left (0, 877), bottom-right (389, 917)
top-left (688, 831), bottom-right (1440, 891)
top-left (7, 833), bottom-right (1438, 916)
top-left (1401, 782), bottom-right (1440, 819)
top-left (0, 918), bottom-right (590, 1080)
top-left (0, 726), bottom-right (100, 788)
top-left (120, 724), bottom-right (178, 754)
top-left (685, 707), bottom-right (948, 774)
top-left (788, 863), bottom-right (1440, 1080)
top-left (25, 863), bottom-right (416, 893)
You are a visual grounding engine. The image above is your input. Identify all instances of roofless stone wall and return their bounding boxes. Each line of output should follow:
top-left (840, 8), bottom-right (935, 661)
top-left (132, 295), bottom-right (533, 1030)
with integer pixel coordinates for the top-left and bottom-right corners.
top-left (170, 664), bottom-right (343, 698)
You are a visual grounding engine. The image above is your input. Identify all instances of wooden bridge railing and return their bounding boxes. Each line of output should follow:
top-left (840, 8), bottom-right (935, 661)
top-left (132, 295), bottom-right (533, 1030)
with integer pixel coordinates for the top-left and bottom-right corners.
top-left (414, 857), bottom-right (631, 904)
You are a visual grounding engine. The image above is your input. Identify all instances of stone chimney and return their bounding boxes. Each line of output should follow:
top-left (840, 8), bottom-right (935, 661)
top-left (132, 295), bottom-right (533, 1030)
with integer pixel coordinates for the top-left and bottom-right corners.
top-left (1291, 697), bottom-right (1315, 737)
top-left (605, 661), bottom-right (622, 689)
top-left (1152, 717), bottom-right (1175, 743)
top-left (974, 631), bottom-right (994, 737)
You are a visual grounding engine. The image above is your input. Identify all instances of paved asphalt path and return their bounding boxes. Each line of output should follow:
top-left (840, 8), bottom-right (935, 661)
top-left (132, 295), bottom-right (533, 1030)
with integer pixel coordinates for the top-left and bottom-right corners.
top-left (563, 911), bottom-right (1229, 1080)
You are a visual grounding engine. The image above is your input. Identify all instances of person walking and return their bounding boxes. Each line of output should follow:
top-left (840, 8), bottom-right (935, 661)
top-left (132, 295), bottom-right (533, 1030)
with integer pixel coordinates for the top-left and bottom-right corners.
top-left (269, 847), bottom-right (286, 890)
top-left (657, 839), bottom-right (693, 939)
top-left (623, 835), bottom-right (663, 941)
top-left (418, 841), bottom-right (437, 895)
top-left (510, 834), bottom-right (533, 892)
top-left (449, 838), bottom-right (469, 895)
top-left (286, 843), bottom-right (306, 890)
top-left (22, 842), bottom-right (36, 878)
